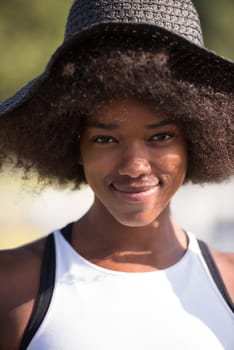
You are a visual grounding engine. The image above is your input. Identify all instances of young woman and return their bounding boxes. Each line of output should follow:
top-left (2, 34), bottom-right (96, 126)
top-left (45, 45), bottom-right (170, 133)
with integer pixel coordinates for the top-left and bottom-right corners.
top-left (0, 0), bottom-right (233, 349)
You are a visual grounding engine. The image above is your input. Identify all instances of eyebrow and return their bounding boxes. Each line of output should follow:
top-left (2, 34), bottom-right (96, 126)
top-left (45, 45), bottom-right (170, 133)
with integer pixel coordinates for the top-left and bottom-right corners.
top-left (86, 120), bottom-right (176, 130)
top-left (86, 122), bottom-right (119, 130)
top-left (145, 120), bottom-right (177, 129)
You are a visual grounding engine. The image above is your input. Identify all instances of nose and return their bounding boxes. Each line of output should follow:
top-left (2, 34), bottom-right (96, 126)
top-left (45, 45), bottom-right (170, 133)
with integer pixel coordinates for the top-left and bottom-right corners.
top-left (118, 144), bottom-right (152, 178)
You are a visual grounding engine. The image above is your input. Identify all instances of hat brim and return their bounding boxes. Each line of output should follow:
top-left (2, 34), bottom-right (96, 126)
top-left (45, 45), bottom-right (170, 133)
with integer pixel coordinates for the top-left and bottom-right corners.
top-left (1, 22), bottom-right (233, 117)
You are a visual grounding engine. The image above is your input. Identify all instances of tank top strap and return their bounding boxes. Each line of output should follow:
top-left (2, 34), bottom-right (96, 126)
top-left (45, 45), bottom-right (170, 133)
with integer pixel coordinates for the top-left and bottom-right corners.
top-left (197, 239), bottom-right (234, 313)
top-left (19, 233), bottom-right (56, 350)
top-left (60, 222), bottom-right (73, 243)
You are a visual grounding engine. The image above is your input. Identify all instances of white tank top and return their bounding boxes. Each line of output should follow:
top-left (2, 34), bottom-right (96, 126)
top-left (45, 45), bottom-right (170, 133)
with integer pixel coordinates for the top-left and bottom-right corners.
top-left (26, 230), bottom-right (234, 350)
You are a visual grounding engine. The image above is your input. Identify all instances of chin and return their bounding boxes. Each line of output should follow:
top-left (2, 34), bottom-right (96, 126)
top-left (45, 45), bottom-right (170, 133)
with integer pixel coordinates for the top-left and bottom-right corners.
top-left (112, 212), bottom-right (161, 228)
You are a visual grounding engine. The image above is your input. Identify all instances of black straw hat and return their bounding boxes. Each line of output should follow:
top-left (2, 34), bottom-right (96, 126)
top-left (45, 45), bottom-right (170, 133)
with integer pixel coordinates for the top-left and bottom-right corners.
top-left (0, 0), bottom-right (234, 117)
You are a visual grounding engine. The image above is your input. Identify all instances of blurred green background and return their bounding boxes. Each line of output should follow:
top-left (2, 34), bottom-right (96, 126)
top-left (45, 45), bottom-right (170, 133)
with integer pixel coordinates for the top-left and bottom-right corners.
top-left (0, 0), bottom-right (234, 249)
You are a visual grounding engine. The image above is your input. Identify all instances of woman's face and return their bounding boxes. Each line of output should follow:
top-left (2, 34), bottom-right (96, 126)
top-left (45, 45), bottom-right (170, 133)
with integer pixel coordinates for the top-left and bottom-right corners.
top-left (79, 97), bottom-right (187, 227)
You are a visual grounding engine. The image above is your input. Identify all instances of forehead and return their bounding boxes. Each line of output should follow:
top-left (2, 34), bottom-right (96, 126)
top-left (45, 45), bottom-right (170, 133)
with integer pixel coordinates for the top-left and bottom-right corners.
top-left (87, 97), bottom-right (168, 124)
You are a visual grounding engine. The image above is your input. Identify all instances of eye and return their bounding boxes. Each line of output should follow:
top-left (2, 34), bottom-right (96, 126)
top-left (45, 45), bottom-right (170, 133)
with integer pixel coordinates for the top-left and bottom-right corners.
top-left (92, 136), bottom-right (117, 144)
top-left (149, 133), bottom-right (175, 142)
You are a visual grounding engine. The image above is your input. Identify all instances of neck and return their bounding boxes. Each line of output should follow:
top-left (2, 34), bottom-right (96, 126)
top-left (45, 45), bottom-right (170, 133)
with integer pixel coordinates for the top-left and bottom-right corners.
top-left (72, 199), bottom-right (188, 271)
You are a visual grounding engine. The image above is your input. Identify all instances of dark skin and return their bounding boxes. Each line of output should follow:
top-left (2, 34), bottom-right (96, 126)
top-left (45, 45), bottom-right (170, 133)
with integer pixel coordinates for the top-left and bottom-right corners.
top-left (0, 97), bottom-right (233, 350)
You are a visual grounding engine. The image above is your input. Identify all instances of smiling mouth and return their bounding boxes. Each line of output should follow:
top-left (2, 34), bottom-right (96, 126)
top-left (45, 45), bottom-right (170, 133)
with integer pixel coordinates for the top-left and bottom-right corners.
top-left (111, 183), bottom-right (160, 201)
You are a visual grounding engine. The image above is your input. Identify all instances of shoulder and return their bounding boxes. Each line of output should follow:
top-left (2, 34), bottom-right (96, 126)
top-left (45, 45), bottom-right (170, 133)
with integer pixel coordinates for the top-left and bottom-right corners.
top-left (0, 237), bottom-right (46, 291)
top-left (209, 247), bottom-right (234, 304)
top-left (0, 237), bottom-right (46, 349)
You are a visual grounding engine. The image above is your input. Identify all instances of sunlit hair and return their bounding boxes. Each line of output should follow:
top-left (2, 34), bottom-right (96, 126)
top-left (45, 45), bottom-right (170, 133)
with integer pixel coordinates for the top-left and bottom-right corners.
top-left (0, 36), bottom-right (233, 188)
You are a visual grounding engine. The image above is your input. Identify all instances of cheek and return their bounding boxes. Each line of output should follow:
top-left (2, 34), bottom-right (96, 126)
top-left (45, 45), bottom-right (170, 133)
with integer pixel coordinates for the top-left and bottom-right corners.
top-left (156, 145), bottom-right (187, 185)
top-left (169, 153), bottom-right (187, 188)
top-left (167, 153), bottom-right (187, 172)
top-left (80, 144), bottom-right (116, 179)
top-left (156, 152), bottom-right (187, 205)
top-left (83, 152), bottom-right (114, 168)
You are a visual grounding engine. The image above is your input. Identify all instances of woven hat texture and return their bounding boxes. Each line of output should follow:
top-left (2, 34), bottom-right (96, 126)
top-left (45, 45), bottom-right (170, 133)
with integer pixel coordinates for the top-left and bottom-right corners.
top-left (65, 0), bottom-right (203, 46)
top-left (0, 0), bottom-right (233, 117)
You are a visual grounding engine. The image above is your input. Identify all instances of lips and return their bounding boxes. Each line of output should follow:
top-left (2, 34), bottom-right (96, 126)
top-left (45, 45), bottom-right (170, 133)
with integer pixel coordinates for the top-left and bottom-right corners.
top-left (111, 181), bottom-right (160, 202)
top-left (112, 184), bottom-right (157, 193)
top-left (112, 178), bottom-right (160, 192)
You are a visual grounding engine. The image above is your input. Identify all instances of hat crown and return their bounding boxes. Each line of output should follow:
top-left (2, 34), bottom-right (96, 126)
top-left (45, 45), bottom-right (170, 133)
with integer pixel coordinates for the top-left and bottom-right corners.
top-left (65, 0), bottom-right (204, 47)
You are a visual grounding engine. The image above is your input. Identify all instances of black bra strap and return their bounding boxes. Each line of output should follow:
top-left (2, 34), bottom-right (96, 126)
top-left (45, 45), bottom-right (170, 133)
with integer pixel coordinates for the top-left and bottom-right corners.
top-left (198, 239), bottom-right (234, 313)
top-left (19, 234), bottom-right (56, 349)
top-left (61, 222), bottom-right (73, 244)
